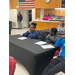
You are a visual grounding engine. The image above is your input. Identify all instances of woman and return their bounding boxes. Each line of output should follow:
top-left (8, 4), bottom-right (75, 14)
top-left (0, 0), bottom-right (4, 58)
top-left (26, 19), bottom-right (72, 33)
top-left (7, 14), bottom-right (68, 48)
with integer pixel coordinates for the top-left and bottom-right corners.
top-left (57, 21), bottom-right (65, 31)
top-left (43, 13), bottom-right (51, 20)
top-left (45, 28), bottom-right (59, 44)
top-left (42, 35), bottom-right (65, 75)
top-left (22, 23), bottom-right (41, 40)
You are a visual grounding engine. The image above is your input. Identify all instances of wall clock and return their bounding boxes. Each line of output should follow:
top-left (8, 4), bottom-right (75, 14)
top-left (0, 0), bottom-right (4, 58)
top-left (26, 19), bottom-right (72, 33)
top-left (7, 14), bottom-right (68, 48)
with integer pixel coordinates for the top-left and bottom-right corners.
top-left (45, 0), bottom-right (50, 3)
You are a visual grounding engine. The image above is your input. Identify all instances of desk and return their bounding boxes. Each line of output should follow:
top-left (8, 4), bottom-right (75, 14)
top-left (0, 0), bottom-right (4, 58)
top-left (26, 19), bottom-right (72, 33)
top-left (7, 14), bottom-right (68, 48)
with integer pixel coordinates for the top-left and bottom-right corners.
top-left (9, 35), bottom-right (57, 75)
top-left (33, 20), bottom-right (65, 30)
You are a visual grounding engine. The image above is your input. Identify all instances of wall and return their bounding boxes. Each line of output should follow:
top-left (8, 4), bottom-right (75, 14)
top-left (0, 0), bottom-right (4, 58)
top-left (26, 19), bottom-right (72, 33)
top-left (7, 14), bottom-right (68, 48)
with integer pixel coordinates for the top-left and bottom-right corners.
top-left (10, 0), bottom-right (18, 9)
top-left (35, 0), bottom-right (61, 8)
top-left (40, 9), bottom-right (44, 20)
top-left (10, 0), bottom-right (61, 9)
top-left (9, 0), bottom-right (18, 28)
top-left (32, 9), bottom-right (35, 21)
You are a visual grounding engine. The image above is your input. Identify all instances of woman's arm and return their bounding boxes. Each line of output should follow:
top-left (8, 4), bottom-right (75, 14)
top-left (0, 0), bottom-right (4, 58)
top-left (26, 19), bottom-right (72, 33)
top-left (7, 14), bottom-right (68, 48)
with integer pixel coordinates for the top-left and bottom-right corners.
top-left (55, 37), bottom-right (63, 47)
top-left (57, 25), bottom-right (60, 31)
top-left (22, 31), bottom-right (30, 37)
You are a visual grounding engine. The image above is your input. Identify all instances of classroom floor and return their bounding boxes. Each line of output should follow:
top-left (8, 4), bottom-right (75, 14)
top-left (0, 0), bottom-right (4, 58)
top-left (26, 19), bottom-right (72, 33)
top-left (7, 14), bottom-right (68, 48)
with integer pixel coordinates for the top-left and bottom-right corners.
top-left (11, 28), bottom-right (65, 75)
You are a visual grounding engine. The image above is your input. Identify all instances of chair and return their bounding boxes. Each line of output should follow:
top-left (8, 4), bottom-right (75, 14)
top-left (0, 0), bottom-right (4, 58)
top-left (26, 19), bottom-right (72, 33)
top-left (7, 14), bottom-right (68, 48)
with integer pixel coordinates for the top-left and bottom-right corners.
top-left (58, 34), bottom-right (65, 39)
top-left (54, 50), bottom-right (60, 56)
top-left (9, 56), bottom-right (16, 75)
top-left (54, 46), bottom-right (61, 56)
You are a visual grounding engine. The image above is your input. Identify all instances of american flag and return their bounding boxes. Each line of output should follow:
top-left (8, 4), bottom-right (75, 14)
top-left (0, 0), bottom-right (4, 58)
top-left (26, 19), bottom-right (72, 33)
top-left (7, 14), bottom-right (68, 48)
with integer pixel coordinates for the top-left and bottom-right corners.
top-left (18, 0), bottom-right (35, 8)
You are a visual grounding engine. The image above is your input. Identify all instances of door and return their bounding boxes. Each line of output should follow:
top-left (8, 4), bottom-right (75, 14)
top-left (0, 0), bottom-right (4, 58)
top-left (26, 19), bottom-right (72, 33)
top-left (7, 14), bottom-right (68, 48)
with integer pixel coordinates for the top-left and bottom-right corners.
top-left (55, 10), bottom-right (60, 16)
top-left (35, 9), bottom-right (40, 19)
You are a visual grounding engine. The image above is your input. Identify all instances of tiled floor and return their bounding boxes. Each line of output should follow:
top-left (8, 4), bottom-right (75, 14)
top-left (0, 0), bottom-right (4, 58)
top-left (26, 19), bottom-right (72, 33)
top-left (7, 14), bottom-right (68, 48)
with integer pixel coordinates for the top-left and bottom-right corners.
top-left (11, 29), bottom-right (65, 75)
top-left (11, 28), bottom-right (29, 35)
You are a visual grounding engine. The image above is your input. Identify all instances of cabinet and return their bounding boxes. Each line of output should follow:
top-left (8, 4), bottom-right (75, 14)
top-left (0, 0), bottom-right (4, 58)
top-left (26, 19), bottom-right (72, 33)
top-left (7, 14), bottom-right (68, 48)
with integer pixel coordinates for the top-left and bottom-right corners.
top-left (35, 9), bottom-right (40, 19)
top-left (55, 9), bottom-right (65, 16)
top-left (55, 10), bottom-right (60, 16)
top-left (59, 10), bottom-right (65, 16)
top-left (44, 9), bottom-right (65, 16)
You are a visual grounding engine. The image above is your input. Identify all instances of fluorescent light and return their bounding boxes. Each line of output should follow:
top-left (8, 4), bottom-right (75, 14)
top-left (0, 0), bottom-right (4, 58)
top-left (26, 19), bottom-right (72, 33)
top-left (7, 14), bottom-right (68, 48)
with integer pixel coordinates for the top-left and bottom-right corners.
top-left (55, 8), bottom-right (65, 10)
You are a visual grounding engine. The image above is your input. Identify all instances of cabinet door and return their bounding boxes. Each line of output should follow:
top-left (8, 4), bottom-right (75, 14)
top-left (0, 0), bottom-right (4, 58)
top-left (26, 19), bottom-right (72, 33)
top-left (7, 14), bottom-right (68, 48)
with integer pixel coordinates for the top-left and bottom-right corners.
top-left (55, 10), bottom-right (60, 16)
top-left (35, 9), bottom-right (40, 19)
top-left (59, 9), bottom-right (65, 16)
top-left (63, 10), bottom-right (65, 16)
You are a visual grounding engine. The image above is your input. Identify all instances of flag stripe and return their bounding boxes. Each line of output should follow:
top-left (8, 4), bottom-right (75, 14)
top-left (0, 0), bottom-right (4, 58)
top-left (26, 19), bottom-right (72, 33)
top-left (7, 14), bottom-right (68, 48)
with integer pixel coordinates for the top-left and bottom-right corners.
top-left (19, 1), bottom-right (35, 3)
top-left (18, 0), bottom-right (35, 8)
top-left (19, 2), bottom-right (35, 4)
top-left (19, 5), bottom-right (35, 6)
top-left (19, 1), bottom-right (34, 2)
top-left (19, 6), bottom-right (35, 7)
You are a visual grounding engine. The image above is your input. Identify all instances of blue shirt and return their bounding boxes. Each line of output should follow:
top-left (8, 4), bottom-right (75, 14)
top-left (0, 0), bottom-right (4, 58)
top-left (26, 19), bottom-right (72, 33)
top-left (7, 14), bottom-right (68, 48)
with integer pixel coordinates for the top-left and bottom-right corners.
top-left (55, 37), bottom-right (65, 58)
top-left (22, 30), bottom-right (41, 40)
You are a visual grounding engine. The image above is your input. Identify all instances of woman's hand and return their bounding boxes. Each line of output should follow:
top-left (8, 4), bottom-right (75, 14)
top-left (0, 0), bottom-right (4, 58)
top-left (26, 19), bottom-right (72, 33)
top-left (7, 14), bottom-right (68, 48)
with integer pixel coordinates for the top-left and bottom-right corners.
top-left (46, 36), bottom-right (49, 38)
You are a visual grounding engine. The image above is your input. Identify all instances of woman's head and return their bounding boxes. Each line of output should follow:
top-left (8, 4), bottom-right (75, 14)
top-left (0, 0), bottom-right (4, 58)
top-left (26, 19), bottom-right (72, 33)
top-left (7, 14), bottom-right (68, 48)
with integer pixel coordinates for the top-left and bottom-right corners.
top-left (60, 21), bottom-right (63, 26)
top-left (29, 23), bottom-right (37, 32)
top-left (50, 28), bottom-right (57, 35)
top-left (18, 11), bottom-right (21, 14)
top-left (60, 21), bottom-right (64, 27)
top-left (47, 13), bottom-right (50, 16)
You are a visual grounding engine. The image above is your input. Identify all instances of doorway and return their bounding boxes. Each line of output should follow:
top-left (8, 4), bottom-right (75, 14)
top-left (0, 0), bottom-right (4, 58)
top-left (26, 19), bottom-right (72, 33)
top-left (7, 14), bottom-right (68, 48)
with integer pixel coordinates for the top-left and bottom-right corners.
top-left (28, 10), bottom-right (32, 28)
top-left (17, 9), bottom-right (32, 28)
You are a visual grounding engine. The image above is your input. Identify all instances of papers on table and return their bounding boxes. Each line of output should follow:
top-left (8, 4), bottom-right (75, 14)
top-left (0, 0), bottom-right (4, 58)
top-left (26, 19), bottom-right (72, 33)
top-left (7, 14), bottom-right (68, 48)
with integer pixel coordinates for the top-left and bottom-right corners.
top-left (35, 41), bottom-right (47, 45)
top-left (18, 37), bottom-right (27, 40)
top-left (35, 41), bottom-right (55, 49)
top-left (41, 45), bottom-right (55, 49)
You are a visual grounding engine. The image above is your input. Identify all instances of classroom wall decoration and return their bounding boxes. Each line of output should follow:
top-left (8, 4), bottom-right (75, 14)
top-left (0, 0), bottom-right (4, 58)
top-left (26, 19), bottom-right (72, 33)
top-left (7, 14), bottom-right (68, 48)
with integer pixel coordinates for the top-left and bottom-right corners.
top-left (61, 0), bottom-right (65, 8)
top-left (18, 0), bottom-right (35, 8)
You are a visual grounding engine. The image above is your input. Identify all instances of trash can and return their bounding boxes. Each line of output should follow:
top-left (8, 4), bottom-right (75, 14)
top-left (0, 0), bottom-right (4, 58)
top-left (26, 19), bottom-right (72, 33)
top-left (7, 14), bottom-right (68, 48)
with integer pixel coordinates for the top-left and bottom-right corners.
top-left (9, 21), bottom-right (12, 35)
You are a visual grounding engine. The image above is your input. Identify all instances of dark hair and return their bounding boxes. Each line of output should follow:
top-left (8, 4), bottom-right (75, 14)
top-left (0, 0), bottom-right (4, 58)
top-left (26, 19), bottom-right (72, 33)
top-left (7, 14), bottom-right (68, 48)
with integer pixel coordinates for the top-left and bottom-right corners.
top-left (51, 28), bottom-right (57, 34)
top-left (18, 11), bottom-right (21, 13)
top-left (31, 23), bottom-right (37, 28)
top-left (62, 22), bottom-right (64, 27)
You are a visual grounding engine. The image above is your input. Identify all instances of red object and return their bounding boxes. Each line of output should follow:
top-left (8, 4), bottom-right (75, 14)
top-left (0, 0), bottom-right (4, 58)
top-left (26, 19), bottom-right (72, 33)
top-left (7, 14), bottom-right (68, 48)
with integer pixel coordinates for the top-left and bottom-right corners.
top-left (9, 56), bottom-right (16, 75)
top-left (50, 58), bottom-right (55, 62)
top-left (54, 51), bottom-right (60, 56)
top-left (57, 46), bottom-right (61, 51)
top-left (54, 47), bottom-right (61, 56)
top-left (62, 70), bottom-right (65, 73)
top-left (58, 35), bottom-right (62, 37)
top-left (58, 35), bottom-right (65, 39)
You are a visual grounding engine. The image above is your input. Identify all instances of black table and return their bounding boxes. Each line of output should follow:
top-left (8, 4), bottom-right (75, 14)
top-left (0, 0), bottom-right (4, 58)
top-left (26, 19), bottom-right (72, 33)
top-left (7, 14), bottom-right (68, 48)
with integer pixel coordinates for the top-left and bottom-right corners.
top-left (9, 35), bottom-right (57, 75)
top-left (57, 31), bottom-right (65, 35)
